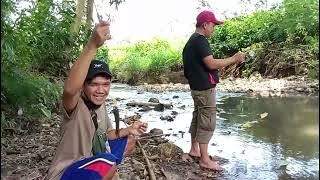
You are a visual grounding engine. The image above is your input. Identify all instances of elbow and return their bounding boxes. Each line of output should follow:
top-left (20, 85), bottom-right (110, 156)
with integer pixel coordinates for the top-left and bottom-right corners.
top-left (209, 64), bottom-right (220, 70)
top-left (209, 61), bottom-right (222, 70)
top-left (204, 57), bottom-right (223, 70)
top-left (63, 83), bottom-right (78, 98)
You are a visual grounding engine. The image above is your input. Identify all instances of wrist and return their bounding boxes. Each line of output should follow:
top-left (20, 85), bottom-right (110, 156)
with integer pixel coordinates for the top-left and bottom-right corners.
top-left (116, 128), bottom-right (124, 138)
top-left (126, 126), bottom-right (133, 136)
top-left (86, 39), bottom-right (99, 50)
top-left (231, 56), bottom-right (237, 63)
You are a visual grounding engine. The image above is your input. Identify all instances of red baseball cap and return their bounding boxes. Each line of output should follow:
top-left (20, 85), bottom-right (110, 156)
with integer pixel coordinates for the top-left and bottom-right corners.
top-left (196, 10), bottom-right (223, 25)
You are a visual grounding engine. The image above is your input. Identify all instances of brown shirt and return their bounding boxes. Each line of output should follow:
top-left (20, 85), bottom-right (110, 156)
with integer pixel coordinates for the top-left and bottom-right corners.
top-left (46, 97), bottom-right (113, 180)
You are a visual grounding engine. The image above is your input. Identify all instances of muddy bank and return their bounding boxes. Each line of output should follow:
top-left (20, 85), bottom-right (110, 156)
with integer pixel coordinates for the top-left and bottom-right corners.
top-left (1, 114), bottom-right (61, 179)
top-left (136, 73), bottom-right (318, 97)
top-left (1, 114), bottom-right (228, 180)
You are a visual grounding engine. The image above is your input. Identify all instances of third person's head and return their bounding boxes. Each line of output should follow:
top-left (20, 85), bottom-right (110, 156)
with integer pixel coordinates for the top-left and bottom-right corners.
top-left (196, 10), bottom-right (223, 37)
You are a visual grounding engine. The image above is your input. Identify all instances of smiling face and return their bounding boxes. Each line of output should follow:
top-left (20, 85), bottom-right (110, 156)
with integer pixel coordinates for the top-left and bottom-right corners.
top-left (83, 75), bottom-right (111, 105)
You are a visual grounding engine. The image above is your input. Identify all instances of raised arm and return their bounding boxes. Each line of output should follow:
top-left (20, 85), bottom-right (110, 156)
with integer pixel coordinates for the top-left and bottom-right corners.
top-left (63, 21), bottom-right (111, 113)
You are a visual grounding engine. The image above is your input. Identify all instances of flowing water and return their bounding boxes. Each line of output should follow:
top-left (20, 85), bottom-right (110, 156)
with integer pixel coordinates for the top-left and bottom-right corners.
top-left (108, 83), bottom-right (319, 180)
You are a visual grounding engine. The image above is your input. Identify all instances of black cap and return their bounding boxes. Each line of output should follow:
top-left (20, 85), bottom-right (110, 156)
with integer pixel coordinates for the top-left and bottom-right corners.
top-left (86, 60), bottom-right (112, 81)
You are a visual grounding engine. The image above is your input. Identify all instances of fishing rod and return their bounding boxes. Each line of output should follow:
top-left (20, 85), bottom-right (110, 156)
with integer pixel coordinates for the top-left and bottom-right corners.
top-left (94, 1), bottom-right (102, 22)
top-left (93, 0), bottom-right (112, 23)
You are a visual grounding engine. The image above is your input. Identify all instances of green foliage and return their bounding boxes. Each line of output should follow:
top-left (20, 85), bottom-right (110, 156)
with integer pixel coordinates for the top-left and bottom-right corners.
top-left (1, 0), bottom-right (126, 129)
top-left (281, 0), bottom-right (319, 43)
top-left (1, 0), bottom-right (86, 126)
top-left (109, 0), bottom-right (318, 82)
top-left (208, 0), bottom-right (318, 78)
top-left (2, 68), bottom-right (62, 119)
top-left (209, 10), bottom-right (286, 57)
top-left (96, 47), bottom-right (110, 61)
top-left (109, 39), bottom-right (182, 82)
top-left (210, 0), bottom-right (318, 55)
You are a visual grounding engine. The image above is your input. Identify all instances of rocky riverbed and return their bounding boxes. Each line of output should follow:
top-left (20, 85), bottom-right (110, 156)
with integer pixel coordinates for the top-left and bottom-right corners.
top-left (1, 75), bottom-right (318, 180)
top-left (139, 74), bottom-right (319, 96)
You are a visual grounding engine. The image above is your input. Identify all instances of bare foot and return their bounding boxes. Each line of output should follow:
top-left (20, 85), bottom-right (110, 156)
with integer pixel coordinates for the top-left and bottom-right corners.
top-left (188, 151), bottom-right (201, 158)
top-left (199, 159), bottom-right (223, 171)
top-left (188, 153), bottom-right (215, 161)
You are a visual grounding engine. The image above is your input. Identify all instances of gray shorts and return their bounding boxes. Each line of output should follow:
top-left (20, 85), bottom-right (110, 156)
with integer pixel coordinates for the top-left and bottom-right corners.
top-left (189, 88), bottom-right (216, 144)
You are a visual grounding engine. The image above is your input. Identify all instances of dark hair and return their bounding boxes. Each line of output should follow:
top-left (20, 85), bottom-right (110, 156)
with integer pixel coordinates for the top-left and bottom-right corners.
top-left (196, 21), bottom-right (217, 28)
top-left (196, 22), bottom-right (203, 28)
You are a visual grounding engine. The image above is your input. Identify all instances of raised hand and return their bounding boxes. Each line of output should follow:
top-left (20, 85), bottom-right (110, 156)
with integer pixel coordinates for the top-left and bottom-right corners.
top-left (233, 51), bottom-right (246, 64)
top-left (128, 121), bottom-right (148, 136)
top-left (88, 21), bottom-right (111, 48)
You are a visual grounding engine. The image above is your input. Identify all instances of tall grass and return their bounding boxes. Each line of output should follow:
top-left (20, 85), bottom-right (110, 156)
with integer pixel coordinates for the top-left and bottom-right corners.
top-left (108, 38), bottom-right (182, 82)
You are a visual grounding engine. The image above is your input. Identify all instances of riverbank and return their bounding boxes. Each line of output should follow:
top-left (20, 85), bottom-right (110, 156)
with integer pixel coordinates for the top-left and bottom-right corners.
top-left (0, 114), bottom-right (230, 180)
top-left (1, 75), bottom-right (318, 179)
top-left (137, 73), bottom-right (319, 97)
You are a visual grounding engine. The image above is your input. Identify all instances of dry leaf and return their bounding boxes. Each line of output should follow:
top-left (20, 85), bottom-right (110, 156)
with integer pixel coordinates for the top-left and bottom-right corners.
top-left (260, 112), bottom-right (268, 119)
top-left (17, 108), bottom-right (23, 116)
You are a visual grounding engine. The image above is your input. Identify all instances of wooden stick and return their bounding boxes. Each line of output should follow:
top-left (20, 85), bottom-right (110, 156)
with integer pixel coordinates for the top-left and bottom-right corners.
top-left (137, 141), bottom-right (157, 180)
top-left (112, 107), bottom-right (120, 138)
top-left (113, 110), bottom-right (157, 180)
top-left (159, 167), bottom-right (168, 179)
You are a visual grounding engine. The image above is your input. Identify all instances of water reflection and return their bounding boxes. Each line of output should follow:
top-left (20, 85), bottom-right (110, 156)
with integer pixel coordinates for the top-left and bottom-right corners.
top-left (218, 95), bottom-right (319, 160)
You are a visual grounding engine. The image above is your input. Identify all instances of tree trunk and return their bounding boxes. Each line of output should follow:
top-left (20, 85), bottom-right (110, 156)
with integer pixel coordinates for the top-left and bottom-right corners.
top-left (86, 0), bottom-right (94, 31)
top-left (70, 0), bottom-right (86, 35)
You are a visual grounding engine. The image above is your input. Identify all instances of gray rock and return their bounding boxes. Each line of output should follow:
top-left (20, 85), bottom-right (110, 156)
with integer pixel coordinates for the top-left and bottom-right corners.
top-left (148, 98), bottom-right (160, 103)
top-left (150, 128), bottom-right (163, 135)
top-left (154, 104), bottom-right (165, 112)
top-left (139, 105), bottom-right (152, 112)
top-left (171, 111), bottom-right (178, 115)
top-left (160, 115), bottom-right (174, 122)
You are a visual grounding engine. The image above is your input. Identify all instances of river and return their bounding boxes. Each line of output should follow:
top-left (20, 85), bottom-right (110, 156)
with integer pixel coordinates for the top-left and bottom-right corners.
top-left (107, 83), bottom-right (319, 180)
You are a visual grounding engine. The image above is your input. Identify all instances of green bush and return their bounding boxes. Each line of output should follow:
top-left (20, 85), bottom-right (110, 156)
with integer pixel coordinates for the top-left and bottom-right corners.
top-left (109, 38), bottom-right (182, 82)
top-left (2, 69), bottom-right (62, 119)
top-left (209, 10), bottom-right (286, 57)
top-left (1, 0), bottom-right (87, 127)
top-left (208, 0), bottom-right (318, 78)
